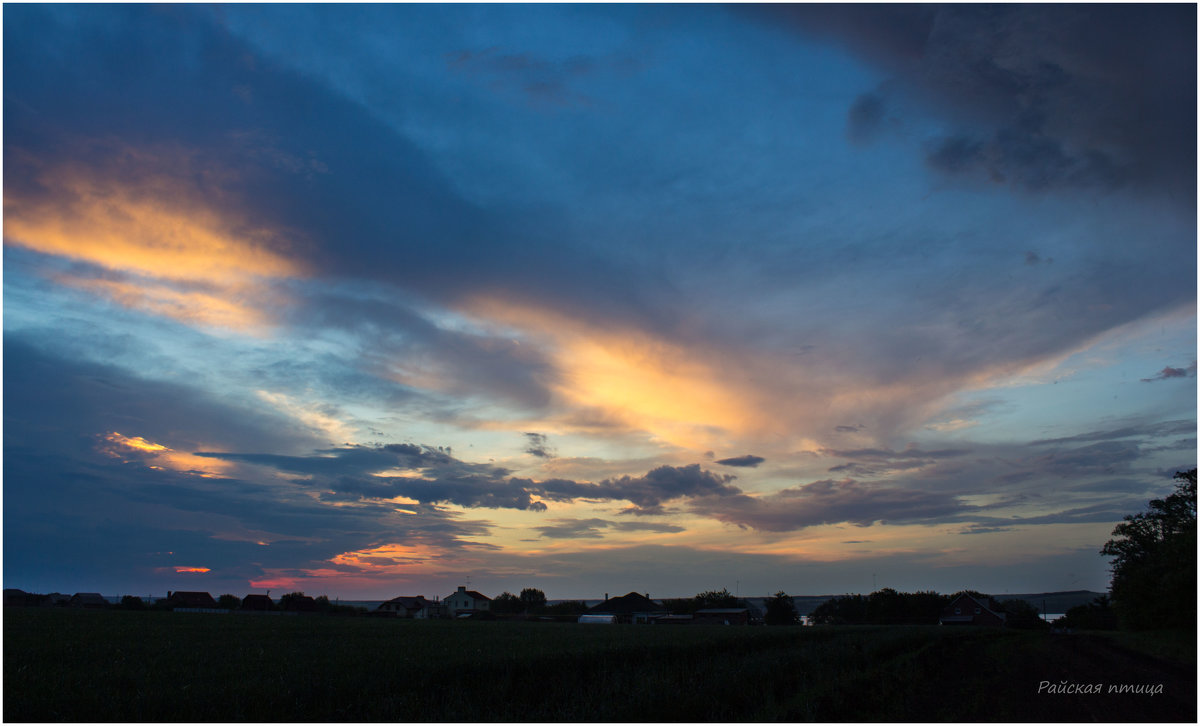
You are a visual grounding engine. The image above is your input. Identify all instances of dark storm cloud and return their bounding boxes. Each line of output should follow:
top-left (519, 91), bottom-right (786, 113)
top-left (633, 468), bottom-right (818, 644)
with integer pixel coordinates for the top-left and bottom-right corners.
top-left (690, 478), bottom-right (970, 533)
top-left (533, 518), bottom-right (684, 540)
top-left (714, 454), bottom-right (765, 468)
top-left (750, 4), bottom-right (1196, 198)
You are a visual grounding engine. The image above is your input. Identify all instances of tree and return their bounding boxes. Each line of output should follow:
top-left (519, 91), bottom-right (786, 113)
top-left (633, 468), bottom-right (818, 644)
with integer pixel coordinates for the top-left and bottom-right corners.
top-left (519, 587), bottom-right (547, 613)
top-left (278, 592), bottom-right (309, 611)
top-left (491, 591), bottom-right (523, 614)
top-left (809, 594), bottom-right (866, 625)
top-left (1101, 469), bottom-right (1196, 630)
top-left (217, 594), bottom-right (241, 610)
top-left (996, 598), bottom-right (1047, 630)
top-left (695, 588), bottom-right (740, 609)
top-left (120, 595), bottom-right (146, 610)
top-left (1055, 595), bottom-right (1118, 631)
top-left (765, 591), bottom-right (799, 625)
top-left (543, 600), bottom-right (588, 616)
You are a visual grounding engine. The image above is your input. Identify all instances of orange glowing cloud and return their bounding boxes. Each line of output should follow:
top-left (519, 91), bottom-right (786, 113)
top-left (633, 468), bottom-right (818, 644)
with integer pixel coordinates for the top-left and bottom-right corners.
top-left (103, 432), bottom-right (232, 477)
top-left (174, 566), bottom-right (211, 574)
top-left (328, 542), bottom-right (445, 573)
top-left (4, 144), bottom-right (306, 332)
top-left (459, 295), bottom-right (1044, 452)
top-left (458, 297), bottom-right (763, 450)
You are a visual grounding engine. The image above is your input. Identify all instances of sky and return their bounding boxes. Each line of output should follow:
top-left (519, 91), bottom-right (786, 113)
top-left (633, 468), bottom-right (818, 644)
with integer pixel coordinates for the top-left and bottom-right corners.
top-left (4, 4), bottom-right (1196, 601)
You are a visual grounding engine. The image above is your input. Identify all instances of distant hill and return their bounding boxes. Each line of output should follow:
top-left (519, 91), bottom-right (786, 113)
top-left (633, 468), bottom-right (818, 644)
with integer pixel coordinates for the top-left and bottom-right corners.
top-left (992, 590), bottom-right (1106, 613)
top-left (737, 590), bottom-right (1106, 617)
top-left (540, 591), bottom-right (1108, 617)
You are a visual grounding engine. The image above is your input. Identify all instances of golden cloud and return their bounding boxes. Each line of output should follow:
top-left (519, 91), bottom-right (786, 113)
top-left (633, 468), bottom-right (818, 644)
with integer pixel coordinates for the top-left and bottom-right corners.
top-left (103, 431), bottom-right (232, 478)
top-left (5, 144), bottom-right (306, 332)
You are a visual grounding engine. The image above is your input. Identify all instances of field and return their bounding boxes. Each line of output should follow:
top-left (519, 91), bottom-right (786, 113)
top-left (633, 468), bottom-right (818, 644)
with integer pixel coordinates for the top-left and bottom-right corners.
top-left (5, 609), bottom-right (1195, 722)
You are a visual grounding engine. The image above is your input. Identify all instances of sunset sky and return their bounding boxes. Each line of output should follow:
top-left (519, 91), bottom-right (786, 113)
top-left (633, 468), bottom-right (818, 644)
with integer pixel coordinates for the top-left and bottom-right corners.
top-left (4, 4), bottom-right (1196, 601)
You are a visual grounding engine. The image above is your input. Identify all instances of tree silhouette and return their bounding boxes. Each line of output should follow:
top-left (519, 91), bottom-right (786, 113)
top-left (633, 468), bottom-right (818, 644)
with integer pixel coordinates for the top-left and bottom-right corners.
top-left (491, 591), bottom-right (522, 614)
top-left (765, 591), bottom-right (799, 625)
top-left (519, 587), bottom-right (547, 613)
top-left (1101, 469), bottom-right (1196, 629)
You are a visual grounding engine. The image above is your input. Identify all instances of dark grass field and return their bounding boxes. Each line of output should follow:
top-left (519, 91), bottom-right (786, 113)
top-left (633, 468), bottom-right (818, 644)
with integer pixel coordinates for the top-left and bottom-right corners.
top-left (4, 608), bottom-right (1194, 722)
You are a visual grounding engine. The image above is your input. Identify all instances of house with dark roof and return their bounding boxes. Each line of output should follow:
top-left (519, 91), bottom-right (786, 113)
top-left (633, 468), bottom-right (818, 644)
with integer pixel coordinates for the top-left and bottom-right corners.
top-left (4, 589), bottom-right (38, 607)
top-left (167, 591), bottom-right (219, 610)
top-left (239, 594), bottom-right (275, 611)
top-left (445, 586), bottom-right (491, 617)
top-left (939, 594), bottom-right (1007, 627)
top-left (376, 595), bottom-right (443, 619)
top-left (70, 592), bottom-right (109, 608)
top-left (587, 592), bottom-right (668, 624)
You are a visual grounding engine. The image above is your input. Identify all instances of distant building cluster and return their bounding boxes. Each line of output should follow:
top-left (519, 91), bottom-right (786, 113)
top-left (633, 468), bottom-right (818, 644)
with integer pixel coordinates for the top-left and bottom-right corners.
top-left (4, 586), bottom-right (760, 625)
top-left (7, 586), bottom-right (1039, 629)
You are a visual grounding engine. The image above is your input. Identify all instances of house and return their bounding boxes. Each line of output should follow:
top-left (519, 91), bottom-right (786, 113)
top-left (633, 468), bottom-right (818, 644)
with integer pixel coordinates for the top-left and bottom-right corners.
top-left (586, 592), bottom-right (668, 624)
top-left (4, 589), bottom-right (37, 607)
top-left (240, 594), bottom-right (275, 611)
top-left (167, 591), bottom-right (219, 610)
top-left (445, 586), bottom-right (491, 617)
top-left (376, 595), bottom-right (444, 619)
top-left (939, 594), bottom-right (1006, 626)
top-left (45, 593), bottom-right (72, 607)
top-left (70, 592), bottom-right (108, 609)
top-left (694, 607), bottom-right (750, 625)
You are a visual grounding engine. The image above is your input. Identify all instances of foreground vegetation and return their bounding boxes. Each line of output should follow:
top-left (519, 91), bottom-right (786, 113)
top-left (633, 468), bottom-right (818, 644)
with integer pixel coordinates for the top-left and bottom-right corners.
top-left (5, 609), bottom-right (1194, 722)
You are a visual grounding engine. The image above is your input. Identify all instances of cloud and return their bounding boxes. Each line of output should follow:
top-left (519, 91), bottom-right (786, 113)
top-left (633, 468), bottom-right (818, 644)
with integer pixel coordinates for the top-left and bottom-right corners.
top-left (1141, 362), bottom-right (1197, 383)
top-left (690, 478), bottom-right (971, 533)
top-left (753, 4), bottom-right (1197, 198)
top-left (197, 446), bottom-right (741, 515)
top-left (714, 454), bottom-right (765, 468)
top-left (1028, 419), bottom-right (1195, 446)
top-left (533, 518), bottom-right (685, 540)
top-left (538, 464), bottom-right (742, 511)
top-left (822, 446), bottom-right (969, 476)
top-left (524, 432), bottom-right (556, 458)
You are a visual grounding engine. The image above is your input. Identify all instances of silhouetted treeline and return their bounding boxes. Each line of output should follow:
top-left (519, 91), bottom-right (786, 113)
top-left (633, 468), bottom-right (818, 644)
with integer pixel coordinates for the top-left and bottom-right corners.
top-left (1101, 468), bottom-right (1196, 630)
top-left (808, 588), bottom-right (1045, 628)
top-left (660, 588), bottom-right (743, 613)
top-left (1054, 595), bottom-right (1118, 630)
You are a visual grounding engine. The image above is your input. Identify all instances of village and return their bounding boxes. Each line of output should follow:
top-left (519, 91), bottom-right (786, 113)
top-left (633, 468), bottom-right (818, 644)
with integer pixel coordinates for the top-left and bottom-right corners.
top-left (3, 585), bottom-right (1040, 628)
